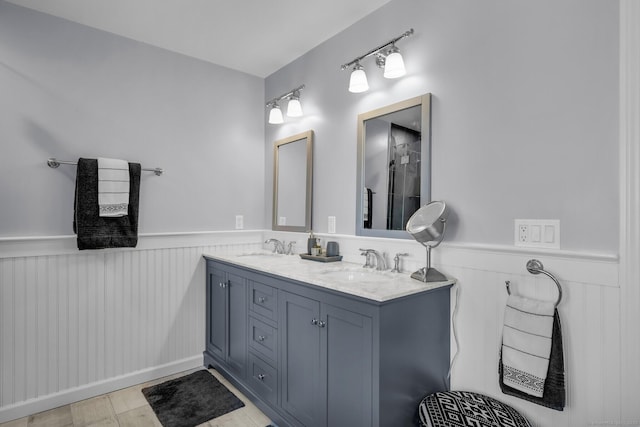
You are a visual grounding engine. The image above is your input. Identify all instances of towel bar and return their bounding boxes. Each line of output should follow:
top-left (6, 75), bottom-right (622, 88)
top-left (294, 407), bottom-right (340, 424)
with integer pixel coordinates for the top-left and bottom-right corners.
top-left (505, 259), bottom-right (563, 307)
top-left (47, 158), bottom-right (164, 176)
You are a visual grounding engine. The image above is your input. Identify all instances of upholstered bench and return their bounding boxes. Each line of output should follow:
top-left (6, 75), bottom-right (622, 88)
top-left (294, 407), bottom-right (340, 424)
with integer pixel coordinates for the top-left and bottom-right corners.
top-left (418, 391), bottom-right (532, 427)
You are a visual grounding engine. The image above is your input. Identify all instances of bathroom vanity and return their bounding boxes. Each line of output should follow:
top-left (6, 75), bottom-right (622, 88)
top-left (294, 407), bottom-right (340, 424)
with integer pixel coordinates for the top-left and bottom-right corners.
top-left (203, 252), bottom-right (454, 427)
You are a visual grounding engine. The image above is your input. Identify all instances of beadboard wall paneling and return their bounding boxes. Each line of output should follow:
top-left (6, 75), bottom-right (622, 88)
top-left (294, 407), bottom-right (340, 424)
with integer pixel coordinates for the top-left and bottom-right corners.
top-left (0, 234), bottom-right (263, 423)
top-left (0, 231), bottom-right (628, 426)
top-left (445, 264), bottom-right (621, 427)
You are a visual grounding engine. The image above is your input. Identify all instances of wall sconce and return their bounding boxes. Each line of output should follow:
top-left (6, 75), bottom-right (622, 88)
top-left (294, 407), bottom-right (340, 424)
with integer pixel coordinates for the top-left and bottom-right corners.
top-left (341, 29), bottom-right (414, 93)
top-left (266, 84), bottom-right (305, 124)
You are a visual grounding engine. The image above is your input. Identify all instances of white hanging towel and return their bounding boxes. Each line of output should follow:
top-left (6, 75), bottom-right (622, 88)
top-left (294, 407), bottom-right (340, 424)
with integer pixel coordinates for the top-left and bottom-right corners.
top-left (501, 294), bottom-right (555, 397)
top-left (97, 157), bottom-right (130, 217)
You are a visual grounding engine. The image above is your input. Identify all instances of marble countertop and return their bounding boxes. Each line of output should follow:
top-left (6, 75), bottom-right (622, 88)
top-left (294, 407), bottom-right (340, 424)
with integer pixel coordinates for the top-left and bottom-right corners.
top-left (203, 250), bottom-right (455, 303)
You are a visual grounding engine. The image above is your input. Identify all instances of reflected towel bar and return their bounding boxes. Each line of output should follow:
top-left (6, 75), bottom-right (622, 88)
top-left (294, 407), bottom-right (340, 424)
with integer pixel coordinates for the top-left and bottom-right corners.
top-left (47, 158), bottom-right (164, 176)
top-left (505, 259), bottom-right (563, 307)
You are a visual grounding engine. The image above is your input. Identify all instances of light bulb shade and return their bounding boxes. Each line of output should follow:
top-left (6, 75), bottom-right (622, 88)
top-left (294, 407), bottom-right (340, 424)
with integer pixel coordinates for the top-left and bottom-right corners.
top-left (349, 66), bottom-right (369, 93)
top-left (268, 105), bottom-right (284, 124)
top-left (287, 98), bottom-right (303, 117)
top-left (383, 50), bottom-right (406, 79)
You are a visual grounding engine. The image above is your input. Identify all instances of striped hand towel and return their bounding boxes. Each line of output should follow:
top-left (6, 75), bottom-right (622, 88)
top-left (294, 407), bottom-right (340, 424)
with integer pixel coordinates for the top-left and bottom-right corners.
top-left (501, 294), bottom-right (555, 397)
top-left (98, 157), bottom-right (130, 217)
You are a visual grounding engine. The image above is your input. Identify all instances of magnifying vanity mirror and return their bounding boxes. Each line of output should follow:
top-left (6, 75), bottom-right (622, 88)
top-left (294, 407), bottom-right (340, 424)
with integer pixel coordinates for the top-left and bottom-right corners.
top-left (356, 94), bottom-right (431, 238)
top-left (272, 130), bottom-right (313, 232)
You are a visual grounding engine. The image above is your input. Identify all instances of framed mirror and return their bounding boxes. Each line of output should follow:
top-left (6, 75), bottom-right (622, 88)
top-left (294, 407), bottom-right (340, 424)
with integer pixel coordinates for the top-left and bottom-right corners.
top-left (273, 130), bottom-right (313, 232)
top-left (356, 94), bottom-right (431, 238)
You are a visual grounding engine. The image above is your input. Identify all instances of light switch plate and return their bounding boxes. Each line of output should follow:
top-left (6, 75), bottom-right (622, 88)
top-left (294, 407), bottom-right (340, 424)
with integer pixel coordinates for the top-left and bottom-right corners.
top-left (515, 219), bottom-right (560, 249)
top-left (328, 216), bottom-right (336, 234)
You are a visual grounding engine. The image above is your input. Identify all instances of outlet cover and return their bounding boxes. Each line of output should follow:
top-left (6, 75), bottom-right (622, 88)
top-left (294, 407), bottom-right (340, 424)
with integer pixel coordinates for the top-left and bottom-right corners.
top-left (235, 215), bottom-right (244, 230)
top-left (328, 216), bottom-right (336, 234)
top-left (515, 219), bottom-right (560, 249)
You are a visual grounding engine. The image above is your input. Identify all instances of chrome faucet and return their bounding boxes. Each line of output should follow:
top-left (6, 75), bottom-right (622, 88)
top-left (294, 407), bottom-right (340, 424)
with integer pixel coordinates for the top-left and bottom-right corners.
top-left (359, 248), bottom-right (387, 271)
top-left (360, 249), bottom-right (376, 268)
top-left (286, 241), bottom-right (296, 255)
top-left (265, 238), bottom-right (285, 254)
top-left (391, 253), bottom-right (408, 273)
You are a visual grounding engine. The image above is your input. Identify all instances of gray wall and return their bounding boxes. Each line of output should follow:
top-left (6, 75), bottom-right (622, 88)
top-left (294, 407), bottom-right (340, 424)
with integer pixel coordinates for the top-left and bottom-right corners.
top-left (0, 2), bottom-right (265, 237)
top-left (265, 0), bottom-right (619, 253)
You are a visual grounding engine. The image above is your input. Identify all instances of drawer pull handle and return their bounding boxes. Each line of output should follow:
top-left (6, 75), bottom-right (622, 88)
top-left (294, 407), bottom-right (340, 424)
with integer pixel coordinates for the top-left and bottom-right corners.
top-left (258, 297), bottom-right (266, 303)
top-left (258, 374), bottom-right (266, 381)
top-left (258, 335), bottom-right (266, 342)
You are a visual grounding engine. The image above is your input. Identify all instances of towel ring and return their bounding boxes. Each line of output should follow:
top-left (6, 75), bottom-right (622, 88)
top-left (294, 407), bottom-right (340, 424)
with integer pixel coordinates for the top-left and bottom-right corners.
top-left (505, 259), bottom-right (563, 307)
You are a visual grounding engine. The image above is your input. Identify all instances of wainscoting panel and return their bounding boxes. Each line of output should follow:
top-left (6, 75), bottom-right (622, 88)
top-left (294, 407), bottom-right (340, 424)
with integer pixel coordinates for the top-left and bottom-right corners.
top-left (445, 263), bottom-right (621, 427)
top-left (0, 231), bottom-right (630, 426)
top-left (0, 233), bottom-right (262, 423)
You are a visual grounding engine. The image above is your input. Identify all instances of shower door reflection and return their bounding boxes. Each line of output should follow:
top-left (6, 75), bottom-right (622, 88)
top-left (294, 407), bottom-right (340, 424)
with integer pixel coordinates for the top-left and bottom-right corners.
top-left (386, 124), bottom-right (421, 230)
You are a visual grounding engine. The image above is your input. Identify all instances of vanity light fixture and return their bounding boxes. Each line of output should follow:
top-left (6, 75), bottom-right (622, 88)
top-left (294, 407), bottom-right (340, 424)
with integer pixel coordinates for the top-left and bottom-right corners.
top-left (341, 28), bottom-right (413, 93)
top-left (349, 62), bottom-right (369, 93)
top-left (266, 84), bottom-right (305, 124)
top-left (268, 102), bottom-right (284, 124)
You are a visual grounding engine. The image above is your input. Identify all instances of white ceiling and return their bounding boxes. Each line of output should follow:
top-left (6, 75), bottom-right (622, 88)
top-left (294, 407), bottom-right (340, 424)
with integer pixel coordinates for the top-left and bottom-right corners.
top-left (7, 0), bottom-right (393, 78)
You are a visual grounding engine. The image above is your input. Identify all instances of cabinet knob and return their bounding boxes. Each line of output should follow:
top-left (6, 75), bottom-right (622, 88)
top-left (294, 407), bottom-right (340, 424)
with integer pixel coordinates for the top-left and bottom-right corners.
top-left (317, 320), bottom-right (326, 328)
top-left (258, 297), bottom-right (266, 303)
top-left (258, 335), bottom-right (266, 342)
top-left (219, 282), bottom-right (226, 288)
top-left (258, 374), bottom-right (266, 381)
top-left (311, 318), bottom-right (318, 325)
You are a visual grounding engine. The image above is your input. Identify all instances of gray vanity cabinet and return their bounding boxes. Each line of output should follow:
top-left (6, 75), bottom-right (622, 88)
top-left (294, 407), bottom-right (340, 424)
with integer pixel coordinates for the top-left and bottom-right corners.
top-left (204, 257), bottom-right (451, 427)
top-left (205, 261), bottom-right (247, 379)
top-left (280, 291), bottom-right (373, 427)
top-left (280, 291), bottom-right (323, 426)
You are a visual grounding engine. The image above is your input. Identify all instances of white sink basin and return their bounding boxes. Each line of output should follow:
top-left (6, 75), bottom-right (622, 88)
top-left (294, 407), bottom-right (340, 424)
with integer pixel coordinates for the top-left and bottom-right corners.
top-left (318, 268), bottom-right (394, 283)
top-left (235, 251), bottom-right (286, 259)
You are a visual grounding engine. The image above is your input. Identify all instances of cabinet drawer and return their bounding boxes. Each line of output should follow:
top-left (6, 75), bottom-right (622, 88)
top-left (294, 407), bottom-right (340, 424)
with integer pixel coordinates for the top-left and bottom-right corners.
top-left (250, 281), bottom-right (277, 321)
top-left (249, 316), bottom-right (277, 362)
top-left (248, 352), bottom-right (277, 406)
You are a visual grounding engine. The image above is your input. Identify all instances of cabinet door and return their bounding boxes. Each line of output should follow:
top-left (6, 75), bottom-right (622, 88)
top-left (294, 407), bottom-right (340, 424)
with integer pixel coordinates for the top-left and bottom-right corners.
top-left (323, 304), bottom-right (373, 427)
top-left (206, 267), bottom-right (227, 359)
top-left (226, 271), bottom-right (247, 378)
top-left (280, 291), bottom-right (323, 427)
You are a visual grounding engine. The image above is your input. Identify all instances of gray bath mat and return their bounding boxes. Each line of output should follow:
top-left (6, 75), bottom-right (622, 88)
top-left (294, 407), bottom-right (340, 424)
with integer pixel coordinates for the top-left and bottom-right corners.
top-left (142, 370), bottom-right (244, 427)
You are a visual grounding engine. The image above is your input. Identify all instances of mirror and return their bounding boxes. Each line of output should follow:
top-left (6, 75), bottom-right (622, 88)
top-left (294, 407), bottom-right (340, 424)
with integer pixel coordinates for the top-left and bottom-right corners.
top-left (356, 94), bottom-right (431, 238)
top-left (273, 130), bottom-right (313, 232)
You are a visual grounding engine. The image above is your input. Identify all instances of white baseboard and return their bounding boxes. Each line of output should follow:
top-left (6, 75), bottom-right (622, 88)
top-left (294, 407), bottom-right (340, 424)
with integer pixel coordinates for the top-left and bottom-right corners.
top-left (0, 355), bottom-right (203, 424)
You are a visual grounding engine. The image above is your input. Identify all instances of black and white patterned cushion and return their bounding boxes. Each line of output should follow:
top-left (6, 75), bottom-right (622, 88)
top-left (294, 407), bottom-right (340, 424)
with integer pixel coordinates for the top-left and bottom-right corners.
top-left (418, 391), bottom-right (532, 427)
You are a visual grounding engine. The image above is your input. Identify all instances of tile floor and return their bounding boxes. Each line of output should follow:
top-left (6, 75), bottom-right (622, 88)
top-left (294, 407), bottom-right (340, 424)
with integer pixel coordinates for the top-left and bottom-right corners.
top-left (0, 368), bottom-right (272, 427)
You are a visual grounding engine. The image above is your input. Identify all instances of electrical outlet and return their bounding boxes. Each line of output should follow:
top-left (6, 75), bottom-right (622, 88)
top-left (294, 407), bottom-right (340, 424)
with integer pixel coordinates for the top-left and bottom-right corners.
top-left (518, 224), bottom-right (529, 243)
top-left (515, 219), bottom-right (560, 249)
top-left (235, 215), bottom-right (243, 230)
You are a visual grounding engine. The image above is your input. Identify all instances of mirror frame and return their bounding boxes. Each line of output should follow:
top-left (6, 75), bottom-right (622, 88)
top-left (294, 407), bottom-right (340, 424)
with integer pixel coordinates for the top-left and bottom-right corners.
top-left (356, 94), bottom-right (431, 239)
top-left (272, 130), bottom-right (313, 232)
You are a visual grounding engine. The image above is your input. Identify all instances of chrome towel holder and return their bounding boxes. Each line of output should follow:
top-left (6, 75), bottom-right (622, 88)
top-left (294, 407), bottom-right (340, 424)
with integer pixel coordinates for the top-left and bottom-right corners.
top-left (505, 259), bottom-right (563, 307)
top-left (47, 158), bottom-right (164, 176)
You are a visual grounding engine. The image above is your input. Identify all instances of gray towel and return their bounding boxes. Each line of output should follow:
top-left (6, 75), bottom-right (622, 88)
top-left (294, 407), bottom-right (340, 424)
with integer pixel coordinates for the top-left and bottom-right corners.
top-left (499, 309), bottom-right (565, 411)
top-left (73, 158), bottom-right (141, 250)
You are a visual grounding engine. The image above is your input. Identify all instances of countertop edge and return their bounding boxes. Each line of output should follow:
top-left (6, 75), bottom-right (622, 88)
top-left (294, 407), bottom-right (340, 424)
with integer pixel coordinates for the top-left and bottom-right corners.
top-left (203, 252), bottom-right (455, 303)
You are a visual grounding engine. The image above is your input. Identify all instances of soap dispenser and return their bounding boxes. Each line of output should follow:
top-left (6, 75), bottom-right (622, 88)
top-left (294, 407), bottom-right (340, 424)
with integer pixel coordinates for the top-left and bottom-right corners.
top-left (307, 231), bottom-right (317, 255)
